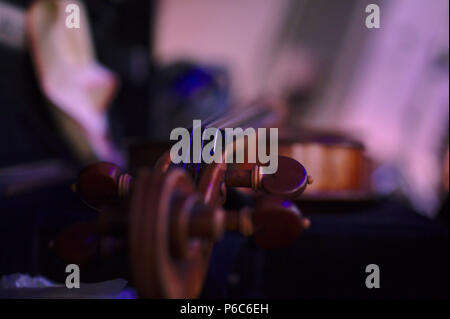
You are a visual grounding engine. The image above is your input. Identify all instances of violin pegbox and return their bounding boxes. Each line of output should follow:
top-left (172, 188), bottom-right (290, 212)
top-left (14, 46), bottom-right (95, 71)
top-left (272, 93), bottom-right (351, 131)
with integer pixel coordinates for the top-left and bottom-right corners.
top-left (65, 154), bottom-right (313, 298)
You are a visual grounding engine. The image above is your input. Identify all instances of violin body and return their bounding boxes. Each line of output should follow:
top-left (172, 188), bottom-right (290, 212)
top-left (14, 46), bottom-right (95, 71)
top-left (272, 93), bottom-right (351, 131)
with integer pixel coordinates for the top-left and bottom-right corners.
top-left (279, 131), bottom-right (371, 200)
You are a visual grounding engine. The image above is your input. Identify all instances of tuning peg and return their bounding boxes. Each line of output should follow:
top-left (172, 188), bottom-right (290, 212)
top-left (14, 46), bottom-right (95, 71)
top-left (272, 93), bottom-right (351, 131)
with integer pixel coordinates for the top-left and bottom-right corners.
top-left (52, 216), bottom-right (127, 266)
top-left (73, 162), bottom-right (132, 210)
top-left (225, 196), bottom-right (310, 249)
top-left (74, 157), bottom-right (311, 210)
top-left (225, 156), bottom-right (311, 200)
top-left (52, 221), bottom-right (100, 266)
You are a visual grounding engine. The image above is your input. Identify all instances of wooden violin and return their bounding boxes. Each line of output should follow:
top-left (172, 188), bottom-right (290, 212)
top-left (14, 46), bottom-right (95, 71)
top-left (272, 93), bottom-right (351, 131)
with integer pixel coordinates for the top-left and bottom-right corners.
top-left (54, 101), bottom-right (312, 298)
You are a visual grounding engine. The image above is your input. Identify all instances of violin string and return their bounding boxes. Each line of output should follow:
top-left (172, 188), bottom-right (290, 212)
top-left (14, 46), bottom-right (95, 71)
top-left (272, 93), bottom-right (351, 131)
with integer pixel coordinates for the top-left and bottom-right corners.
top-left (187, 101), bottom-right (278, 180)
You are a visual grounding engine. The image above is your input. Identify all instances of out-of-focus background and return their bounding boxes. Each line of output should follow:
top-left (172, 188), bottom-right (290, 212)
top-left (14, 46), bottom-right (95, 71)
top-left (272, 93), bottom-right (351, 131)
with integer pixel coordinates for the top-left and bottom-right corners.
top-left (0, 0), bottom-right (448, 298)
top-left (154, 0), bottom-right (449, 217)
